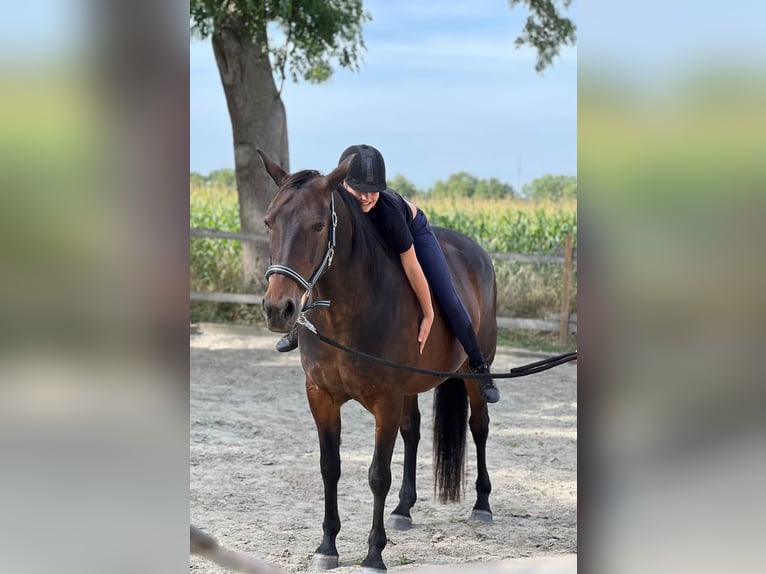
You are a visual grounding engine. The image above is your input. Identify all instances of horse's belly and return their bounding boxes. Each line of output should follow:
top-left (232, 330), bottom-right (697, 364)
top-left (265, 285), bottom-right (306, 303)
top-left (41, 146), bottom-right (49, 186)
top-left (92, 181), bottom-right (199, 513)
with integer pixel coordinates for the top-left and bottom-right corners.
top-left (300, 321), bottom-right (468, 402)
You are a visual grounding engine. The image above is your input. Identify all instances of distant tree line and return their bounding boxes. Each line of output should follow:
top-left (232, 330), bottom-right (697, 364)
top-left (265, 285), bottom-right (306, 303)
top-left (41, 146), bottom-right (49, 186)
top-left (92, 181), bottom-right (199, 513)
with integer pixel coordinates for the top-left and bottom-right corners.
top-left (385, 172), bottom-right (576, 201)
top-left (191, 169), bottom-right (576, 202)
top-left (191, 168), bottom-right (237, 189)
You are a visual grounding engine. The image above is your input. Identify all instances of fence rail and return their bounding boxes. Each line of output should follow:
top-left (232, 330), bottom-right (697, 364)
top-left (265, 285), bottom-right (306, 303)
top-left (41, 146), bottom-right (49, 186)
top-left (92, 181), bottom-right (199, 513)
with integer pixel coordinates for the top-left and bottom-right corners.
top-left (190, 228), bottom-right (577, 343)
top-left (190, 228), bottom-right (270, 244)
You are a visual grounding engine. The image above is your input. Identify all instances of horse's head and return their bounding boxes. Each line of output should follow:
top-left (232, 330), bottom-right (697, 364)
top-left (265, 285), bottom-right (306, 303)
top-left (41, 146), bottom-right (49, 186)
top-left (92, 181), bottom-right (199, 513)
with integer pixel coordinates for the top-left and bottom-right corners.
top-left (258, 150), bottom-right (355, 332)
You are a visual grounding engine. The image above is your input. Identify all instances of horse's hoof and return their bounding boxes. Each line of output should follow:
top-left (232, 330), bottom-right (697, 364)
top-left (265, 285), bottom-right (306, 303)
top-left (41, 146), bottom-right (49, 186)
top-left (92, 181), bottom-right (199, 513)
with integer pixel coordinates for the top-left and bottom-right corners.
top-left (309, 553), bottom-right (339, 570)
top-left (469, 509), bottom-right (493, 523)
top-left (385, 513), bottom-right (412, 531)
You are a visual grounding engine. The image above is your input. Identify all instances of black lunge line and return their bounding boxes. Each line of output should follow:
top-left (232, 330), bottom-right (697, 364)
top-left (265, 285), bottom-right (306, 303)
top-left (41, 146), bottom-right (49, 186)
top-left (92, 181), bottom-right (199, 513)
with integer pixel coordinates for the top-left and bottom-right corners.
top-left (298, 316), bottom-right (576, 380)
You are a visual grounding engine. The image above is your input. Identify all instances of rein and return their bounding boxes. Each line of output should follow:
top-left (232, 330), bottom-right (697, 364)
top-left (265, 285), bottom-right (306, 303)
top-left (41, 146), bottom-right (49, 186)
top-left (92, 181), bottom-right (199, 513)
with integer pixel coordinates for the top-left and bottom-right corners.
top-left (297, 313), bottom-right (576, 379)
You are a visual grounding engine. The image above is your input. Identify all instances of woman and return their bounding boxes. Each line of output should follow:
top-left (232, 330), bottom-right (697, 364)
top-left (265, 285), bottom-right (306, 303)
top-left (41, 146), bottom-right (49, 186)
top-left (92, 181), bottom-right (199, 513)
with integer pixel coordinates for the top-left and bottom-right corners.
top-left (276, 144), bottom-right (499, 403)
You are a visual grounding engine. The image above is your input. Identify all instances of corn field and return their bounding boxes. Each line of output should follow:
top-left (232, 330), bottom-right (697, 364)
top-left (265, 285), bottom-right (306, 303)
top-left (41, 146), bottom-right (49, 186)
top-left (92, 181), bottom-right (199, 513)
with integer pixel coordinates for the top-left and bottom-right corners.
top-left (190, 185), bottom-right (577, 325)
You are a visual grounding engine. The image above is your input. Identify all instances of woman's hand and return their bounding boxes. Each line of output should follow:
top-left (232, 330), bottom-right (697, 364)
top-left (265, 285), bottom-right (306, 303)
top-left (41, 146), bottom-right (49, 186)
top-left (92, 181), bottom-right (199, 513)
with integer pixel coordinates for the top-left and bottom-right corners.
top-left (418, 313), bottom-right (434, 354)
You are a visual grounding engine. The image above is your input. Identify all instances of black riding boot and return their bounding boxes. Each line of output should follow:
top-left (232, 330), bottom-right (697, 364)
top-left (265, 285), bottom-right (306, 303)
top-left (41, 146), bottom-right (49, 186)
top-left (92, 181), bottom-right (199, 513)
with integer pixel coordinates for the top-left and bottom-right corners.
top-left (276, 326), bottom-right (299, 352)
top-left (469, 360), bottom-right (500, 403)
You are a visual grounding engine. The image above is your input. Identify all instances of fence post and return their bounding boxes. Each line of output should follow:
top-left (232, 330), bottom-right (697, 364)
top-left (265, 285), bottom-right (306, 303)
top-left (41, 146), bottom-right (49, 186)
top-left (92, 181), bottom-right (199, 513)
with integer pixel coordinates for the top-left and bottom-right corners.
top-left (558, 233), bottom-right (574, 348)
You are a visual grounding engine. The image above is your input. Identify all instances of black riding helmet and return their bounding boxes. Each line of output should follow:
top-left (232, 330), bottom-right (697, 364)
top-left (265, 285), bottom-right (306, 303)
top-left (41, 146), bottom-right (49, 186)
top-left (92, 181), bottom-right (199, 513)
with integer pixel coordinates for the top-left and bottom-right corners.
top-left (338, 144), bottom-right (387, 193)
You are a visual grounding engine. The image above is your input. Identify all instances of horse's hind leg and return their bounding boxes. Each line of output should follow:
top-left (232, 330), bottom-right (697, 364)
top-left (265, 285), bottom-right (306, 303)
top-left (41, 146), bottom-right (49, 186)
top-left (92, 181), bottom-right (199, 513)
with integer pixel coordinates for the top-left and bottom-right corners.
top-left (466, 382), bottom-right (493, 522)
top-left (387, 394), bottom-right (420, 531)
top-left (306, 384), bottom-right (343, 570)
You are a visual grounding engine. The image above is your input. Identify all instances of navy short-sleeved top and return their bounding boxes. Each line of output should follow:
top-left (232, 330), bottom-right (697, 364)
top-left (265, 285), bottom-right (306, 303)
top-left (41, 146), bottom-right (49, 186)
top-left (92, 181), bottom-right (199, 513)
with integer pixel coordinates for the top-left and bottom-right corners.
top-left (366, 190), bottom-right (415, 254)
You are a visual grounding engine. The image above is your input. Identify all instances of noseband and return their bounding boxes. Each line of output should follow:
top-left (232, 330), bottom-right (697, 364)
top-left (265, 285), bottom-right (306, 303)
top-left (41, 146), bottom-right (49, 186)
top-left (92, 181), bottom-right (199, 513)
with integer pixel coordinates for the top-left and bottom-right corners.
top-left (265, 191), bottom-right (338, 311)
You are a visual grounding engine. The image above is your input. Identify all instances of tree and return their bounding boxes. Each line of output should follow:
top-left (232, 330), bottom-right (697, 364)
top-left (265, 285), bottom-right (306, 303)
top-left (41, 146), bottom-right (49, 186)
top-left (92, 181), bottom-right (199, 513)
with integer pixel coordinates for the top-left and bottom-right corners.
top-left (388, 174), bottom-right (420, 199)
top-left (429, 172), bottom-right (479, 199)
top-left (190, 172), bottom-right (207, 188)
top-left (428, 173), bottom-right (517, 199)
top-left (475, 178), bottom-right (515, 199)
top-left (190, 1), bottom-right (369, 290)
top-left (521, 174), bottom-right (577, 201)
top-left (208, 168), bottom-right (237, 188)
top-left (510, 0), bottom-right (577, 72)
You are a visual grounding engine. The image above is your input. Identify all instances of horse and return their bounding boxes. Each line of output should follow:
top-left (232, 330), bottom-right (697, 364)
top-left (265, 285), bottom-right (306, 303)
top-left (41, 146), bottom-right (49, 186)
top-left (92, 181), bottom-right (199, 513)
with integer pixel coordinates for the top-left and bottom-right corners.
top-left (258, 151), bottom-right (497, 572)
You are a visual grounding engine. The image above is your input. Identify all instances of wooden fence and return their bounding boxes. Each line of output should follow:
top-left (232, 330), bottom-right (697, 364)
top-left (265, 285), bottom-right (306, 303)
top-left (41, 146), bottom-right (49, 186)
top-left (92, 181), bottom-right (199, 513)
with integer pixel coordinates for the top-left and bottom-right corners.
top-left (190, 228), bottom-right (577, 345)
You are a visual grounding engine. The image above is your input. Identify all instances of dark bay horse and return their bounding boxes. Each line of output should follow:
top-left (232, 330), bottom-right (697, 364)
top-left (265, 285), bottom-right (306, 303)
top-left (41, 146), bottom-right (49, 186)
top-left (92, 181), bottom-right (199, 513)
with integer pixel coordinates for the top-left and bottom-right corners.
top-left (258, 151), bottom-right (497, 572)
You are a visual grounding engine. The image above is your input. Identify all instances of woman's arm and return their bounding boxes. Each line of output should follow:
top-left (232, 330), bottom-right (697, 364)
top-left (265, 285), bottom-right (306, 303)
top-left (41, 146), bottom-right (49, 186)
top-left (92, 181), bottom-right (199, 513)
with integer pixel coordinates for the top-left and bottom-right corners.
top-left (400, 246), bottom-right (434, 354)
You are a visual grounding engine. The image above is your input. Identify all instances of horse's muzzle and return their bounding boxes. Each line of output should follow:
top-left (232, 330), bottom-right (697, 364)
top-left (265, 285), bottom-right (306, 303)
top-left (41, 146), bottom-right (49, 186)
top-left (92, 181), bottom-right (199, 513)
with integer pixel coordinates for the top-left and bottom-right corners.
top-left (262, 291), bottom-right (300, 333)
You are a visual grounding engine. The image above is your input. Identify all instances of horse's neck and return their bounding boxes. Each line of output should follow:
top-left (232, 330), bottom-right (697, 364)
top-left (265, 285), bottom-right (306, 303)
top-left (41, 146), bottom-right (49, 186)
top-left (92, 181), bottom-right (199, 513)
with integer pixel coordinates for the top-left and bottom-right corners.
top-left (315, 196), bottom-right (406, 318)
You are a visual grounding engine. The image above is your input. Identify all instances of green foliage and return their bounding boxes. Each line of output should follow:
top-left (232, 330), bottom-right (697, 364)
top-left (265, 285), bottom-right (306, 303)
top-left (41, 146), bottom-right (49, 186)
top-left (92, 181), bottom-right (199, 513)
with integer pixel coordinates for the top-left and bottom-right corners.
top-left (421, 202), bottom-right (576, 255)
top-left (521, 174), bottom-right (577, 201)
top-left (388, 173), bottom-right (420, 198)
top-left (190, 188), bottom-right (241, 291)
top-left (418, 198), bottom-right (577, 321)
top-left (429, 172), bottom-right (478, 199)
top-left (190, 184), bottom-right (266, 324)
top-left (190, 0), bottom-right (369, 85)
top-left (476, 177), bottom-right (515, 199)
top-left (190, 171), bottom-right (206, 187)
top-left (427, 172), bottom-right (515, 199)
top-left (190, 168), bottom-right (237, 188)
top-left (208, 168), bottom-right (236, 188)
top-left (494, 260), bottom-right (576, 318)
top-left (509, 0), bottom-right (577, 72)
top-left (190, 176), bottom-right (577, 332)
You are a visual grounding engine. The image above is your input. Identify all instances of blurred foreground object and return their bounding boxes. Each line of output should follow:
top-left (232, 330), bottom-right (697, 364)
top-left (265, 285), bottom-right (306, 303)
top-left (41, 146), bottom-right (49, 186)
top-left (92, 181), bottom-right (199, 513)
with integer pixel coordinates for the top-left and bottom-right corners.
top-left (579, 1), bottom-right (766, 572)
top-left (0, 0), bottom-right (189, 572)
top-left (191, 525), bottom-right (286, 574)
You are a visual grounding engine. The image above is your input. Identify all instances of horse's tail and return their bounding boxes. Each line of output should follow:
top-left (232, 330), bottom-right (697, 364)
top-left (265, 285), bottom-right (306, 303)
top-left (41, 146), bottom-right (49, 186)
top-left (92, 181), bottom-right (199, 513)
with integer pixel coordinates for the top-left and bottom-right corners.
top-left (432, 377), bottom-right (468, 503)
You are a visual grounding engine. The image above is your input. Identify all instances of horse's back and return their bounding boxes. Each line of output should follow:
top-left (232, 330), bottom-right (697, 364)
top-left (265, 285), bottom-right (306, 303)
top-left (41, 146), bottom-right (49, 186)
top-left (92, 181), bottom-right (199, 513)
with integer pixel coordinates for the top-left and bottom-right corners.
top-left (432, 225), bottom-right (496, 295)
top-left (434, 225), bottom-right (494, 270)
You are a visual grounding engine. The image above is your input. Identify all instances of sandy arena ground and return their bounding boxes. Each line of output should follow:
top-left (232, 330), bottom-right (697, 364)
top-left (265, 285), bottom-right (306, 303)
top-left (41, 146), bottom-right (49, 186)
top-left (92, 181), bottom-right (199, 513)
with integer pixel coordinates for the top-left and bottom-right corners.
top-left (190, 323), bottom-right (577, 573)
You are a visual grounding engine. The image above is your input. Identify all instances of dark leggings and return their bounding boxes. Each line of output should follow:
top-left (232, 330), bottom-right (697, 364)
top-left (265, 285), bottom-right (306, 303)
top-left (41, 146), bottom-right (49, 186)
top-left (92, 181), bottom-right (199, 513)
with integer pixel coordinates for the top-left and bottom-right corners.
top-left (410, 210), bottom-right (485, 366)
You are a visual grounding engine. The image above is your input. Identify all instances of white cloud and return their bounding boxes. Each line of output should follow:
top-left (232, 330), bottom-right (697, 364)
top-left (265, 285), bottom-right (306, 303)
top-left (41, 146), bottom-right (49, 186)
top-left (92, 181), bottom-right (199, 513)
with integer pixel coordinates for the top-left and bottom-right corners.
top-left (190, 3), bottom-right (577, 187)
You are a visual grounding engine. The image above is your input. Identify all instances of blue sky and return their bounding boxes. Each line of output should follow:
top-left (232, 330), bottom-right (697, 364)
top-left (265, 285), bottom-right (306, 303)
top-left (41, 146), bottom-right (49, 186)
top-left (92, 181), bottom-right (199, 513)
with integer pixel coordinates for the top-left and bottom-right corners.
top-left (578, 0), bottom-right (766, 90)
top-left (191, 0), bottom-right (577, 191)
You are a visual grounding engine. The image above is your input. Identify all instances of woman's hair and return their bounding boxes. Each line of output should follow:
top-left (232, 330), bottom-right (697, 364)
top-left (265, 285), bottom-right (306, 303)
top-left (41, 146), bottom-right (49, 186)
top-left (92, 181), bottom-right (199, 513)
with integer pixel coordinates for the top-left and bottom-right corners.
top-left (334, 184), bottom-right (400, 287)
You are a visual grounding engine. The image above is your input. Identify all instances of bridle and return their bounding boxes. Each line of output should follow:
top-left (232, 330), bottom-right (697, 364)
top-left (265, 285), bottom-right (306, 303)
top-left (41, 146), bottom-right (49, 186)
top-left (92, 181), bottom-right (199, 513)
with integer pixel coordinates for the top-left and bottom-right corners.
top-left (265, 189), bottom-right (338, 312)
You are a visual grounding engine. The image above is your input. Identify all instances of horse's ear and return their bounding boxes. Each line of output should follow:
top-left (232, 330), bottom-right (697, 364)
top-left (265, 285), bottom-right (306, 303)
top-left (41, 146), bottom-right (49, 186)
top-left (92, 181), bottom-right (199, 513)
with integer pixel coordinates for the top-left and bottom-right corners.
top-left (326, 154), bottom-right (356, 190)
top-left (257, 149), bottom-right (288, 187)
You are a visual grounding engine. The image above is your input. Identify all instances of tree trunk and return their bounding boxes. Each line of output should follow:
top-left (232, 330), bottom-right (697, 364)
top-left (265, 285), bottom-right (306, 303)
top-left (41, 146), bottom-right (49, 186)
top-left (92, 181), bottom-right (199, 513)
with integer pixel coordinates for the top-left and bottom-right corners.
top-left (212, 15), bottom-right (289, 293)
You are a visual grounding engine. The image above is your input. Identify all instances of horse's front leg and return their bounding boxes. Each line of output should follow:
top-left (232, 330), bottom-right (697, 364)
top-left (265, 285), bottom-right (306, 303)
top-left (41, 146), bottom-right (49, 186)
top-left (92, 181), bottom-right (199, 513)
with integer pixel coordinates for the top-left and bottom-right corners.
top-left (466, 383), bottom-right (493, 522)
top-left (362, 397), bottom-right (402, 572)
top-left (306, 381), bottom-right (343, 570)
top-left (387, 394), bottom-right (420, 531)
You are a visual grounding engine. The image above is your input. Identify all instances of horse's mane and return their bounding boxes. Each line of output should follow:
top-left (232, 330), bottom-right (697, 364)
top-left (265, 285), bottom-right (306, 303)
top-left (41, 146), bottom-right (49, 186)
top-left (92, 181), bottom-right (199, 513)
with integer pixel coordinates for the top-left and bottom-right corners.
top-left (280, 169), bottom-right (320, 194)
top-left (332, 183), bottom-right (401, 289)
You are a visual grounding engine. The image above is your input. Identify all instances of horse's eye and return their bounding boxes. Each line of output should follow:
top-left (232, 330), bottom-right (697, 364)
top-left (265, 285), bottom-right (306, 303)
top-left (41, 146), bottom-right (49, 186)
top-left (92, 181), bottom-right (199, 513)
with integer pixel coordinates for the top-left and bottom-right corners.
top-left (313, 223), bottom-right (326, 232)
top-left (263, 220), bottom-right (271, 230)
